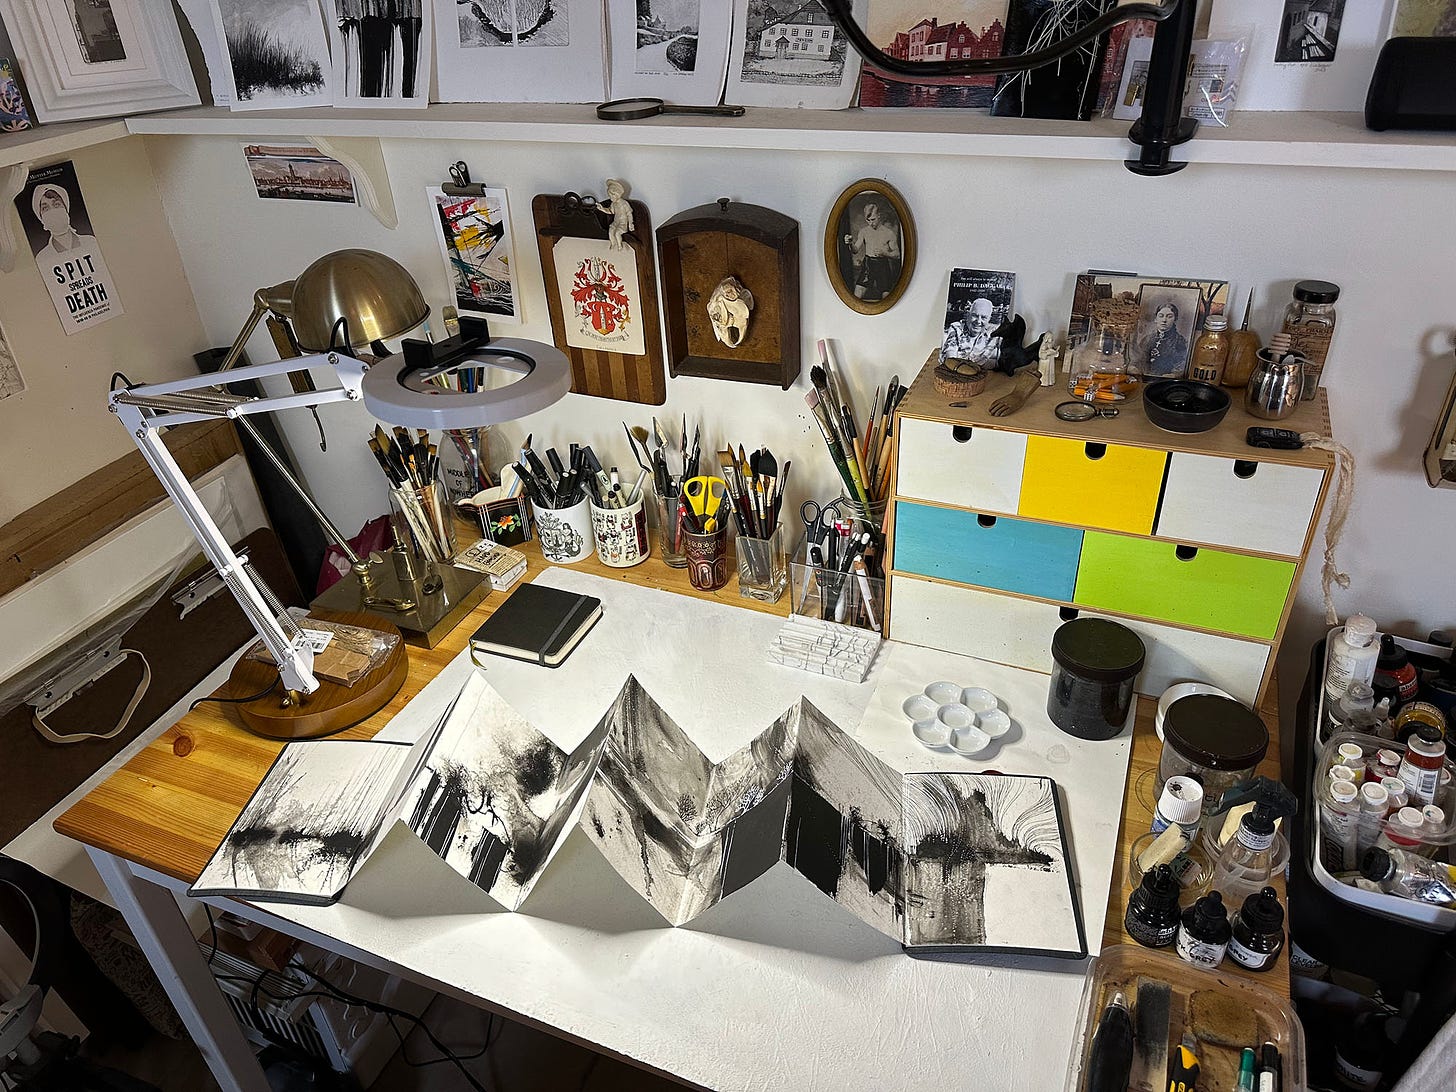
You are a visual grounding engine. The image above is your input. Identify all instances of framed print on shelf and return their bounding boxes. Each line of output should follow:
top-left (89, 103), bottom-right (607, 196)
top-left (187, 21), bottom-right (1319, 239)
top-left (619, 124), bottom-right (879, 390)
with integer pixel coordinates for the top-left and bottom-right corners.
top-left (0, 0), bottom-right (199, 122)
top-left (824, 179), bottom-right (915, 316)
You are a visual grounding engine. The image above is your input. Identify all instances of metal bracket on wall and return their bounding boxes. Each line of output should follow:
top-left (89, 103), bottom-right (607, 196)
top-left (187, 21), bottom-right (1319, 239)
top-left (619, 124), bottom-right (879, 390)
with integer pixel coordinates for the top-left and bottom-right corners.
top-left (0, 162), bottom-right (30, 273)
top-left (821, 0), bottom-right (1198, 176)
top-left (308, 136), bottom-right (398, 230)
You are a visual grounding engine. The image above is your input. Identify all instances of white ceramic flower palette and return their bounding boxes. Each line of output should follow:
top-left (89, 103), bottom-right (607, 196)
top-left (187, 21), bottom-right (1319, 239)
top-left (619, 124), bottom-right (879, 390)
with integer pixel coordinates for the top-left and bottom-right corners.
top-left (903, 682), bottom-right (1012, 757)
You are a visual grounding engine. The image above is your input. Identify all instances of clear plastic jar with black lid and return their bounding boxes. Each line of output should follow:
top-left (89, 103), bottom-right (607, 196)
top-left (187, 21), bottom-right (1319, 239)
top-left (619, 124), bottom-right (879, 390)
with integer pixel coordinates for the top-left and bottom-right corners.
top-left (1047, 618), bottom-right (1146, 740)
top-left (1156, 694), bottom-right (1269, 817)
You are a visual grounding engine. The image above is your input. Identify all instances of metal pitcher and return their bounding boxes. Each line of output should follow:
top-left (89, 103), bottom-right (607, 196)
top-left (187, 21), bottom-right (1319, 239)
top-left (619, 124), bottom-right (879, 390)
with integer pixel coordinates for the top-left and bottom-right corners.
top-left (1245, 349), bottom-right (1305, 420)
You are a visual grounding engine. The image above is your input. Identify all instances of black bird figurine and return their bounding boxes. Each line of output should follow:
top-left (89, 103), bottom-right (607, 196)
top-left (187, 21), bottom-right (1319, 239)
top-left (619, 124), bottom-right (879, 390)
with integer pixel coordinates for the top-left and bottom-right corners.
top-left (991, 314), bottom-right (1048, 377)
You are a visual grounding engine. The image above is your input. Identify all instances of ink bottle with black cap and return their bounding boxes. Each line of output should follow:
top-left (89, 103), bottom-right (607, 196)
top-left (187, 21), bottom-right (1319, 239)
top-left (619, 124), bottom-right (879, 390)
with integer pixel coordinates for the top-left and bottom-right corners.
top-left (1175, 890), bottom-right (1231, 969)
top-left (1125, 863), bottom-right (1181, 948)
top-left (1228, 886), bottom-right (1285, 971)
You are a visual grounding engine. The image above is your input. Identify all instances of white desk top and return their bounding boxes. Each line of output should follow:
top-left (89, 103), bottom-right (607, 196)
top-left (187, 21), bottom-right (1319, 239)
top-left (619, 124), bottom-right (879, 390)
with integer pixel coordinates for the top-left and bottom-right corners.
top-left (175, 569), bottom-right (1133, 1090)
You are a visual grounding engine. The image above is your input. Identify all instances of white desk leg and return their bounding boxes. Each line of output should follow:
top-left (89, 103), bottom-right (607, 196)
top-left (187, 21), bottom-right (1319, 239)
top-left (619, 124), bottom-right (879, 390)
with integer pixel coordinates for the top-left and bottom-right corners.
top-left (87, 849), bottom-right (269, 1092)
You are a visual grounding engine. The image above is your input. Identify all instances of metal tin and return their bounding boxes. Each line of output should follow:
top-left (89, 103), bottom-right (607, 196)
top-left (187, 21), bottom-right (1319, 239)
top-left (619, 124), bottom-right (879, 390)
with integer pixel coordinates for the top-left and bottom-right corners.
top-left (1245, 349), bottom-right (1305, 420)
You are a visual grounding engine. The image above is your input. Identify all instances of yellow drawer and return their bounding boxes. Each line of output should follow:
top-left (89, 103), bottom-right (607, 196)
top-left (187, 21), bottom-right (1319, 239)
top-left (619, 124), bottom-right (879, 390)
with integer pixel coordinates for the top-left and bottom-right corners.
top-left (1018, 437), bottom-right (1167, 535)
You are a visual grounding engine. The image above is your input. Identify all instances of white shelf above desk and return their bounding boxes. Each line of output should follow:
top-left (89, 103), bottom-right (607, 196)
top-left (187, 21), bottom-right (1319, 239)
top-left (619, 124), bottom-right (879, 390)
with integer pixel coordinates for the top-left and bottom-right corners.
top-left (121, 103), bottom-right (1456, 172)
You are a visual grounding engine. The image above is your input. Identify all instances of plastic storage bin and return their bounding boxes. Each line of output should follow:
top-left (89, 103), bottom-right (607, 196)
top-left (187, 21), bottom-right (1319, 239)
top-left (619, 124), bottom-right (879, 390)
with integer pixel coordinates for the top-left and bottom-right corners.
top-left (1063, 944), bottom-right (1306, 1092)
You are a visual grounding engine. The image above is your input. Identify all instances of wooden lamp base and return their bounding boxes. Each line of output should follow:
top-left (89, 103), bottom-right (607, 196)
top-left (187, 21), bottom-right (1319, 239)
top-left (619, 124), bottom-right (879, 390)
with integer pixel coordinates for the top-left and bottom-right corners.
top-left (226, 611), bottom-right (408, 740)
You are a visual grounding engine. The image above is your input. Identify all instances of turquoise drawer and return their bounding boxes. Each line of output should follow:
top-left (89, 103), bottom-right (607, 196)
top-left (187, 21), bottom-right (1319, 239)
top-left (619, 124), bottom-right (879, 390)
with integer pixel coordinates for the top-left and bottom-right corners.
top-left (892, 502), bottom-right (1083, 601)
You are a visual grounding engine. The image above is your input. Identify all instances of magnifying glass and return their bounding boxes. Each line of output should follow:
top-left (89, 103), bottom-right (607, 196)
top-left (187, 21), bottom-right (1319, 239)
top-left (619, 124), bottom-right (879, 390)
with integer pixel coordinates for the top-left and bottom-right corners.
top-left (1054, 401), bottom-right (1120, 422)
top-left (597, 98), bottom-right (746, 121)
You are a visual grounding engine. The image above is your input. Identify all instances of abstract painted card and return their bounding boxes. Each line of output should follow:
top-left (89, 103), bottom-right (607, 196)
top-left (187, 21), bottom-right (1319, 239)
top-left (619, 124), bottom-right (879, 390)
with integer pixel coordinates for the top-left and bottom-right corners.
top-left (551, 235), bottom-right (647, 356)
top-left (0, 317), bottom-right (26, 402)
top-left (726, 0), bottom-right (867, 109)
top-left (15, 161), bottom-right (123, 335)
top-left (324, 0), bottom-right (432, 108)
top-left (244, 143), bottom-right (356, 203)
top-left (857, 0), bottom-right (1008, 109)
top-left (211, 0), bottom-right (333, 109)
top-left (606, 0), bottom-right (735, 107)
top-left (401, 670), bottom-right (604, 909)
top-left (902, 772), bottom-right (1084, 955)
top-left (428, 186), bottom-right (522, 323)
top-left (0, 58), bottom-right (33, 131)
top-left (434, 0), bottom-right (606, 102)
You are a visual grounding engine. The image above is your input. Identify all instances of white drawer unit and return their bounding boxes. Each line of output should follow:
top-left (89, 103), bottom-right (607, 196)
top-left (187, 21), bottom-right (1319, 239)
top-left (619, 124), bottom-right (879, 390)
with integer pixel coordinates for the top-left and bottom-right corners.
top-left (894, 416), bottom-right (1027, 514)
top-left (1155, 452), bottom-right (1325, 558)
top-left (887, 576), bottom-right (1272, 706)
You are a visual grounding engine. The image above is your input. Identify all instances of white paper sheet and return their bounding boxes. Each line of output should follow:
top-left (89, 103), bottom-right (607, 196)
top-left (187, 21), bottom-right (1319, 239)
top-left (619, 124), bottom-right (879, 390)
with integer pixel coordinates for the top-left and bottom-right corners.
top-left (323, 0), bottom-right (432, 109)
top-left (210, 0), bottom-right (334, 111)
top-left (724, 0), bottom-right (866, 110)
top-left (434, 0), bottom-right (606, 103)
top-left (605, 0), bottom-right (734, 107)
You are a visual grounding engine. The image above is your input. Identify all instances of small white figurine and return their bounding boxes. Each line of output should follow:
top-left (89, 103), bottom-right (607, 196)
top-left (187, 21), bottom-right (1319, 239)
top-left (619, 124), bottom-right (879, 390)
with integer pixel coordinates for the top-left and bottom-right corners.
top-left (1039, 338), bottom-right (1061, 387)
top-left (602, 178), bottom-right (634, 250)
top-left (707, 276), bottom-right (754, 348)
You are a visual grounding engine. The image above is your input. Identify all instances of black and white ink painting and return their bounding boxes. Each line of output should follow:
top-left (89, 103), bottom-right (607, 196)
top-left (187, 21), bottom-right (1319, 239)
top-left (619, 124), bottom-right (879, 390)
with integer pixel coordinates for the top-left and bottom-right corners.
top-left (212, 0), bottom-right (333, 109)
top-left (1274, 0), bottom-right (1344, 63)
top-left (326, 0), bottom-right (432, 107)
top-left (902, 773), bottom-right (1085, 956)
top-left (457, 0), bottom-right (568, 47)
top-left (635, 0), bottom-right (700, 74)
top-left (67, 0), bottom-right (127, 63)
top-left (727, 0), bottom-right (864, 108)
top-left (192, 740), bottom-right (417, 904)
top-left (783, 699), bottom-right (905, 942)
top-left (401, 671), bottom-right (603, 908)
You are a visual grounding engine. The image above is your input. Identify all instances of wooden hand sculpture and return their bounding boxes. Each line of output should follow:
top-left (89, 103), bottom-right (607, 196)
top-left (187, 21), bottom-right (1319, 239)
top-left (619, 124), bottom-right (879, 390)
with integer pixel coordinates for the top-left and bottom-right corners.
top-left (989, 367), bottom-right (1043, 417)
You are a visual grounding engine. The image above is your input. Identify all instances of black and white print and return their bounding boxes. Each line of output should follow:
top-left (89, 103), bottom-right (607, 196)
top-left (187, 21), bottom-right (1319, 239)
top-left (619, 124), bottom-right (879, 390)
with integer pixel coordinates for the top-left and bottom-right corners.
top-left (212, 0), bottom-right (333, 108)
top-left (457, 0), bottom-right (568, 47)
top-left (401, 671), bottom-right (603, 908)
top-left (939, 268), bottom-right (1015, 367)
top-left (727, 0), bottom-right (864, 108)
top-left (326, 0), bottom-right (431, 107)
top-left (192, 740), bottom-right (418, 904)
top-left (67, 0), bottom-right (126, 62)
top-left (0, 318), bottom-right (26, 402)
top-left (902, 773), bottom-right (1083, 955)
top-left (635, 0), bottom-right (700, 73)
top-left (15, 160), bottom-right (123, 335)
top-left (1130, 283), bottom-right (1201, 379)
top-left (1274, 0), bottom-right (1345, 63)
top-left (991, 0), bottom-right (1112, 121)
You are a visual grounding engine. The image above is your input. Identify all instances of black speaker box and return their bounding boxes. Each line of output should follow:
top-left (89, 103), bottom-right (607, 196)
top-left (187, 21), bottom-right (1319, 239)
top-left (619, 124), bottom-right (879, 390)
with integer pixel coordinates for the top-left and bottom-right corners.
top-left (1366, 37), bottom-right (1456, 131)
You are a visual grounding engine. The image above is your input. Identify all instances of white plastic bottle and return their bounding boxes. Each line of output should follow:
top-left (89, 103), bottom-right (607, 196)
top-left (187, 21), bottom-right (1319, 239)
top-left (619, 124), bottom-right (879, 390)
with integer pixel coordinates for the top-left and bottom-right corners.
top-left (1326, 614), bottom-right (1379, 707)
top-left (1320, 779), bottom-right (1361, 872)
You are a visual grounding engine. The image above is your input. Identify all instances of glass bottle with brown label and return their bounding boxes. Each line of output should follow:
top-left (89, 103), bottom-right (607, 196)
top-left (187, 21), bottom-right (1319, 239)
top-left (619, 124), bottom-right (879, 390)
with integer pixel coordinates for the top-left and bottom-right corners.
top-left (1280, 280), bottom-right (1339, 401)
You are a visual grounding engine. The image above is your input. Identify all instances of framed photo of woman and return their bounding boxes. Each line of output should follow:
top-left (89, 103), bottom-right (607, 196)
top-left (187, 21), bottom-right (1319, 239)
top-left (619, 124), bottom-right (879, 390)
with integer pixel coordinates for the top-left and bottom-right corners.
top-left (824, 179), bottom-right (915, 315)
top-left (1131, 284), bottom-right (1201, 379)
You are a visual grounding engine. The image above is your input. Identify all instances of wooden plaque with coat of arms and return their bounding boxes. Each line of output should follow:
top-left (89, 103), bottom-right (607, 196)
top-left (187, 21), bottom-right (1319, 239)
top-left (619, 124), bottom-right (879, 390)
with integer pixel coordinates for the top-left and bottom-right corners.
top-left (532, 192), bottom-right (666, 406)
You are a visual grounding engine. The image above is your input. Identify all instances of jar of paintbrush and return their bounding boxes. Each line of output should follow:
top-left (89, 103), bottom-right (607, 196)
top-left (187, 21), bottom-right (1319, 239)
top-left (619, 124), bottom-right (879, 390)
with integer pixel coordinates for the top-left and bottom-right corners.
top-left (367, 425), bottom-right (456, 562)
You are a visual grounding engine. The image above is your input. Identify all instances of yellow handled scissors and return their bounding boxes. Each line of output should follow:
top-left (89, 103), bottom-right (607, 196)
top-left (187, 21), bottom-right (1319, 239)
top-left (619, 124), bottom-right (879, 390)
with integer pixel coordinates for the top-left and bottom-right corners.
top-left (682, 476), bottom-right (729, 530)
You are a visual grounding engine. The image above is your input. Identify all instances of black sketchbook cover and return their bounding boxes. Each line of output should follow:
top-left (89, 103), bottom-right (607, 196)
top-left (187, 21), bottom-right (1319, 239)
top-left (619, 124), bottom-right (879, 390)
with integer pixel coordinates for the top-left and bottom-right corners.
top-left (469, 584), bottom-right (602, 668)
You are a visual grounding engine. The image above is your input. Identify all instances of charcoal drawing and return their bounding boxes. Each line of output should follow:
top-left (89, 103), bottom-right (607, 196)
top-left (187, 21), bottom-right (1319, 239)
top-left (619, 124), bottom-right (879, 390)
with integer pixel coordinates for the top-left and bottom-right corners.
top-left (330, 0), bottom-right (429, 103)
top-left (902, 773), bottom-right (1082, 954)
top-left (215, 0), bottom-right (331, 103)
top-left (401, 671), bottom-right (604, 908)
top-left (193, 740), bottom-right (415, 901)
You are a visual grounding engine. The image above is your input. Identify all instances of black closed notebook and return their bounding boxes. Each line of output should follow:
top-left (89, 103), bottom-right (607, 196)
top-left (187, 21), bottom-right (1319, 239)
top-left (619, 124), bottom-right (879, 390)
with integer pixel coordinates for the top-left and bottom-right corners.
top-left (470, 584), bottom-right (602, 668)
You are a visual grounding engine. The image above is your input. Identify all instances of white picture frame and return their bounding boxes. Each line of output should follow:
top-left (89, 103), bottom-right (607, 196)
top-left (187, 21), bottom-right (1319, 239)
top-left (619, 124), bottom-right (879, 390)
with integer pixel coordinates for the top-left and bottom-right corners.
top-left (433, 0), bottom-right (606, 104)
top-left (0, 0), bottom-right (199, 122)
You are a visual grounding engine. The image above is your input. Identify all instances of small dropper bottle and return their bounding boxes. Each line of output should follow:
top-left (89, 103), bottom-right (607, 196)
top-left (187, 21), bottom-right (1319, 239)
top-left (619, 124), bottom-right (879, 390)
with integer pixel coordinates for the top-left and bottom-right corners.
top-left (1175, 890), bottom-right (1231, 969)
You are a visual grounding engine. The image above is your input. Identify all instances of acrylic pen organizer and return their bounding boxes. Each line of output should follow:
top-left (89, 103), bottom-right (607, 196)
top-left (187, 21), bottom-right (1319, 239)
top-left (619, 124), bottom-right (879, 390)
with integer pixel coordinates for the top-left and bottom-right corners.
top-left (789, 533), bottom-right (885, 634)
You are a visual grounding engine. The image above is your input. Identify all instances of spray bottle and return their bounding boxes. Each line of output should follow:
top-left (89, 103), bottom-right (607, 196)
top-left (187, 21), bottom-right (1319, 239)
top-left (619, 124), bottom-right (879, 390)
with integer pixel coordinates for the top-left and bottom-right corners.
top-left (1209, 777), bottom-right (1298, 905)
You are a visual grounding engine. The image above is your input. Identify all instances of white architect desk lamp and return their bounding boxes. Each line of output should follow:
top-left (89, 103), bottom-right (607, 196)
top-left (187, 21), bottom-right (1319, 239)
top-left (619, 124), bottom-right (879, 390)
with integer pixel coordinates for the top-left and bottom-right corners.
top-left (109, 250), bottom-right (570, 738)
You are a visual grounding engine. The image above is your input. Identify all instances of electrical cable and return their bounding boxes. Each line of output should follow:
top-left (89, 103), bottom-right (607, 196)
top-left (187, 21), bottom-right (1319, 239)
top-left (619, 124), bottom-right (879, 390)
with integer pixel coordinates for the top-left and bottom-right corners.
top-left (110, 372), bottom-right (137, 391)
top-left (578, 1053), bottom-right (601, 1092)
top-left (189, 678), bottom-right (278, 712)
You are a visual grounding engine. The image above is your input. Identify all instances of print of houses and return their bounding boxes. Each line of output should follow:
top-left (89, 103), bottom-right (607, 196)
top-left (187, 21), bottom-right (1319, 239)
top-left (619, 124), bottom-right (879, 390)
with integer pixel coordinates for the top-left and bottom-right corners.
top-left (757, 1), bottom-right (837, 59)
top-left (884, 16), bottom-right (1005, 63)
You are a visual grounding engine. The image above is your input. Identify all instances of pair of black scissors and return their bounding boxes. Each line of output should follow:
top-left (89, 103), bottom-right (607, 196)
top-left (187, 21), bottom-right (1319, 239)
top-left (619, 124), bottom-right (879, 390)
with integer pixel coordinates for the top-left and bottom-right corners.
top-left (801, 499), bottom-right (846, 547)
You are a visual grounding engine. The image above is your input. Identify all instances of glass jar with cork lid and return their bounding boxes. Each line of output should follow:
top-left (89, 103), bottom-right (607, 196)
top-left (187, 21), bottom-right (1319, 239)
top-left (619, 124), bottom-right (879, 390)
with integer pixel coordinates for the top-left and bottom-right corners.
top-left (1280, 280), bottom-right (1339, 401)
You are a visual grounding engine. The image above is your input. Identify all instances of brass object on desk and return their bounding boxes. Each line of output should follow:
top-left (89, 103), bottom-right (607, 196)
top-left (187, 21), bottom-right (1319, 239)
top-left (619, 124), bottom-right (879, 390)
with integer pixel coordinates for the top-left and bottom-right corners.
top-left (311, 550), bottom-right (488, 649)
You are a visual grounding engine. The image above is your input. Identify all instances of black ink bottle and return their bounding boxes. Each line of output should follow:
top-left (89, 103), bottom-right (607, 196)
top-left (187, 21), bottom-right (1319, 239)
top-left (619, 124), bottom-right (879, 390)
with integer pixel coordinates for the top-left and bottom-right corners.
top-left (1125, 863), bottom-right (1181, 948)
top-left (1175, 890), bottom-right (1231, 970)
top-left (1228, 886), bottom-right (1285, 971)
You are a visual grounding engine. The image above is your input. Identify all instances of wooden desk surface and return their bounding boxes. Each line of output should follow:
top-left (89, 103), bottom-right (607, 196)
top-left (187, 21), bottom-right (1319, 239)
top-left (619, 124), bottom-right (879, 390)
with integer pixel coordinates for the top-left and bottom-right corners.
top-left (57, 536), bottom-right (1288, 995)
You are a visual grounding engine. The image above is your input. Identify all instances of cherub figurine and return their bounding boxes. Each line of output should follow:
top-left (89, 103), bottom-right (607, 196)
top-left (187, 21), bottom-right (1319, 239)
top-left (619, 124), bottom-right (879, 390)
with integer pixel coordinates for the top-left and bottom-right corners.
top-left (601, 178), bottom-right (634, 250)
top-left (707, 276), bottom-right (754, 348)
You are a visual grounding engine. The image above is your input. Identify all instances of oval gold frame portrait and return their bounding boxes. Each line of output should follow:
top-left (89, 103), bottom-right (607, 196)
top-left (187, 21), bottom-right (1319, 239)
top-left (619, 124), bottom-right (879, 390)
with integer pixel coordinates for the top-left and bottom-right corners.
top-left (824, 178), bottom-right (916, 316)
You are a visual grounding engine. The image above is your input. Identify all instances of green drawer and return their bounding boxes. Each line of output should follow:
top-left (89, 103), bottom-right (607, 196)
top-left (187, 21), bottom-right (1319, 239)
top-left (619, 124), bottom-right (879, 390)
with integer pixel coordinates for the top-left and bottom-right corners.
top-left (1074, 533), bottom-right (1295, 640)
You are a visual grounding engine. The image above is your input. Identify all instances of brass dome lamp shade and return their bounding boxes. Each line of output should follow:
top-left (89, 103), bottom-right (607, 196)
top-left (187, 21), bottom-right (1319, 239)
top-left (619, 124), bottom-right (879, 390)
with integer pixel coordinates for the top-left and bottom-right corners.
top-left (218, 248), bottom-right (430, 371)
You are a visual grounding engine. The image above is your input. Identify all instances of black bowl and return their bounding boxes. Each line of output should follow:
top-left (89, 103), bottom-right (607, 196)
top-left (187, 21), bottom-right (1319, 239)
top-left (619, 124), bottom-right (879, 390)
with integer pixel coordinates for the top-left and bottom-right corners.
top-left (1142, 379), bottom-right (1231, 433)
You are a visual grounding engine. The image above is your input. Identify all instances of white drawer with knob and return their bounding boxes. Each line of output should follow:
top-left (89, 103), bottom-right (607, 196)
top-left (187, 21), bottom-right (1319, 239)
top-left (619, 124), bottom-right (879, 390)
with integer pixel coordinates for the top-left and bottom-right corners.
top-left (894, 416), bottom-right (1027, 514)
top-left (1155, 452), bottom-right (1324, 558)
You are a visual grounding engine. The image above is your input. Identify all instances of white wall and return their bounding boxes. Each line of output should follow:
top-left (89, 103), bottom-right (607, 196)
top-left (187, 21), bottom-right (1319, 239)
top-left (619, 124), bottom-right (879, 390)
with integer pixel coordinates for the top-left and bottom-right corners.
top-left (145, 132), bottom-right (1456, 710)
top-left (0, 136), bottom-right (208, 522)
